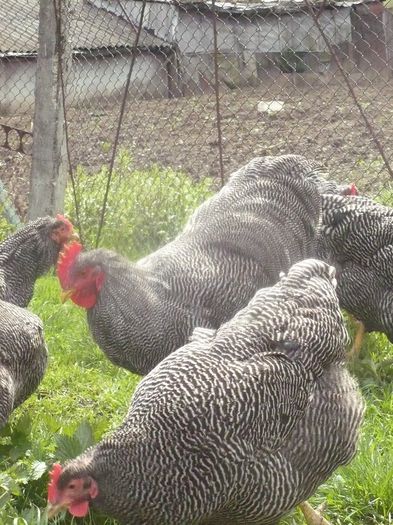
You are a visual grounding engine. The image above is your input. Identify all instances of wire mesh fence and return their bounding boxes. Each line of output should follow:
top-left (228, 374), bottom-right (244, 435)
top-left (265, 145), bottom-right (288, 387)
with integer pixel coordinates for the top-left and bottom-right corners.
top-left (1, 0), bottom-right (393, 250)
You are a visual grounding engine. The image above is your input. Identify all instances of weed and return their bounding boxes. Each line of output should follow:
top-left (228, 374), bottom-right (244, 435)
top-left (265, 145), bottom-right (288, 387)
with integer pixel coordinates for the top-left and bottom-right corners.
top-left (0, 204), bottom-right (16, 240)
top-left (64, 151), bottom-right (213, 260)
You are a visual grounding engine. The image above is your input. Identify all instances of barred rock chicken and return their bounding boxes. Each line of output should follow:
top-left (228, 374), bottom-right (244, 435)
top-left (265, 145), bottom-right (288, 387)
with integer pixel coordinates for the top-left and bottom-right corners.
top-left (57, 155), bottom-right (322, 375)
top-left (0, 300), bottom-right (47, 428)
top-left (0, 215), bottom-right (76, 426)
top-left (0, 215), bottom-right (77, 307)
top-left (317, 193), bottom-right (393, 356)
top-left (48, 259), bottom-right (364, 525)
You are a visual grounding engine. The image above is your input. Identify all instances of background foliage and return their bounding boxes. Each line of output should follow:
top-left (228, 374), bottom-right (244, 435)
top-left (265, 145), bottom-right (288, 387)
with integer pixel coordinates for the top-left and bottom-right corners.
top-left (64, 151), bottom-right (213, 260)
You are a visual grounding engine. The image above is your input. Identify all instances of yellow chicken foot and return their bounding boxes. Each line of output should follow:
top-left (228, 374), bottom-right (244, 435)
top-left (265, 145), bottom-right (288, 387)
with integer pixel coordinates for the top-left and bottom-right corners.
top-left (347, 317), bottom-right (365, 360)
top-left (298, 501), bottom-right (332, 525)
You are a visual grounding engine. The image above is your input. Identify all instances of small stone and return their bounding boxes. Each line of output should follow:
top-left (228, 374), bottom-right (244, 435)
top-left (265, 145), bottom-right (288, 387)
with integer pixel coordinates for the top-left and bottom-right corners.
top-left (257, 100), bottom-right (285, 115)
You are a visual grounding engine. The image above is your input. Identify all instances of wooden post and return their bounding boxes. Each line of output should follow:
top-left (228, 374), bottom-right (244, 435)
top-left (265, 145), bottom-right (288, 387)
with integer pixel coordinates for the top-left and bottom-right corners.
top-left (383, 8), bottom-right (393, 77)
top-left (28, 0), bottom-right (72, 220)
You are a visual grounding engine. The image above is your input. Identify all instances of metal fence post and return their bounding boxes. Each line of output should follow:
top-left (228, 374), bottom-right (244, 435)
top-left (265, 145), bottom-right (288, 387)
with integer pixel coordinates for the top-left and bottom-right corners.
top-left (28, 0), bottom-right (72, 220)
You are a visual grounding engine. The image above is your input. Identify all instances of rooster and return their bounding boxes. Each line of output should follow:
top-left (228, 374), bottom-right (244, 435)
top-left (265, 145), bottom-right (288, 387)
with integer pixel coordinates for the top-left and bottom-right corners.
top-left (317, 193), bottom-right (393, 357)
top-left (57, 155), bottom-right (322, 375)
top-left (0, 214), bottom-right (77, 307)
top-left (48, 259), bottom-right (364, 525)
top-left (0, 300), bottom-right (47, 428)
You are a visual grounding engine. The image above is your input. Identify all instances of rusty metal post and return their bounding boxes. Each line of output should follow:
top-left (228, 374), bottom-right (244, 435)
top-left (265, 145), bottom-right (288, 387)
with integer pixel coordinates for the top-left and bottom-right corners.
top-left (28, 0), bottom-right (72, 220)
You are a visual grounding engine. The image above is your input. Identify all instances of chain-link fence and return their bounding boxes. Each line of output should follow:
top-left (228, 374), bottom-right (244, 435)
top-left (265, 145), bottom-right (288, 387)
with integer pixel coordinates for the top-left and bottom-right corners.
top-left (0, 1), bottom-right (35, 219)
top-left (1, 0), bottom-right (393, 247)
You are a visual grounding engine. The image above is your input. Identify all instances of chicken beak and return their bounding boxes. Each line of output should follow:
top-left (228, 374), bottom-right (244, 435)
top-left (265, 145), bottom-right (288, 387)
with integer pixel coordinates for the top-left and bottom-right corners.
top-left (60, 288), bottom-right (75, 303)
top-left (47, 502), bottom-right (67, 518)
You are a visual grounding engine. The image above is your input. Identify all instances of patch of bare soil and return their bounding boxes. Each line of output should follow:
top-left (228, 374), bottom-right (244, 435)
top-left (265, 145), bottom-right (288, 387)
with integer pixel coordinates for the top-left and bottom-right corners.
top-left (1, 74), bottom-right (393, 217)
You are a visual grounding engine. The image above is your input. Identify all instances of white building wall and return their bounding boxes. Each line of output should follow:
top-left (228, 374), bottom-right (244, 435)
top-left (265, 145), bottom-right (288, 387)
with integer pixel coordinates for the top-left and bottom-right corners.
top-left (176, 8), bottom-right (351, 54)
top-left (70, 52), bottom-right (169, 104)
top-left (89, 0), bottom-right (179, 43)
top-left (0, 52), bottom-right (168, 116)
top-left (0, 58), bottom-right (36, 115)
top-left (0, 3), bottom-right (355, 114)
top-left (174, 7), bottom-right (352, 91)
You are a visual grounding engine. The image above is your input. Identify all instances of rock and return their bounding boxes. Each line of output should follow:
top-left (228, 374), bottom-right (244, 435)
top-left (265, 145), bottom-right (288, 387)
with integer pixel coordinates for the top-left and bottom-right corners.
top-left (257, 101), bottom-right (285, 115)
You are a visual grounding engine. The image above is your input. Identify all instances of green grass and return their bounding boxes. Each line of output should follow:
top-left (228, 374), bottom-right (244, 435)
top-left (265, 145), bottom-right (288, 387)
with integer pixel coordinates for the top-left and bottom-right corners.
top-left (0, 275), bottom-right (392, 524)
top-left (64, 150), bottom-right (213, 260)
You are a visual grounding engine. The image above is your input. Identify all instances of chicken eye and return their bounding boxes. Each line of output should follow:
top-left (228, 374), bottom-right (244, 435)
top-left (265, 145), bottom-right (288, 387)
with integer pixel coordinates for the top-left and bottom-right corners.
top-left (68, 483), bottom-right (75, 489)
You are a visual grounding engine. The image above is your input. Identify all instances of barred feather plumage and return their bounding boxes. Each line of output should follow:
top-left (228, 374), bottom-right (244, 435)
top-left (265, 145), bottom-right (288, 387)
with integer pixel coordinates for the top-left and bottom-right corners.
top-left (0, 300), bottom-right (47, 428)
top-left (0, 215), bottom-right (74, 425)
top-left (60, 155), bottom-right (323, 375)
top-left (54, 259), bottom-right (364, 525)
top-left (317, 193), bottom-right (393, 340)
top-left (0, 215), bottom-right (75, 307)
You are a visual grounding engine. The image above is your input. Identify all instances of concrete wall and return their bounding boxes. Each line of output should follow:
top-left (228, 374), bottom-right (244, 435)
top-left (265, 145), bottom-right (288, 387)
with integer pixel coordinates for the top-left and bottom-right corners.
top-left (90, 0), bottom-right (352, 53)
top-left (97, 0), bottom-right (353, 92)
top-left (69, 51), bottom-right (169, 104)
top-left (90, 0), bottom-right (368, 93)
top-left (0, 58), bottom-right (36, 115)
top-left (175, 7), bottom-right (352, 91)
top-left (0, 51), bottom-right (169, 116)
top-left (2, 1), bottom-right (387, 114)
top-left (90, 0), bottom-right (179, 43)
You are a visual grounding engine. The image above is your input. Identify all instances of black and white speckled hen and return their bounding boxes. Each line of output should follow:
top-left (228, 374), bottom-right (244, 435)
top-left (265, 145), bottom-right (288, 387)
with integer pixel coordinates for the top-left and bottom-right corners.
top-left (47, 259), bottom-right (364, 525)
top-left (0, 300), bottom-right (47, 428)
top-left (0, 214), bottom-right (76, 426)
top-left (317, 193), bottom-right (393, 356)
top-left (57, 155), bottom-right (322, 375)
top-left (0, 215), bottom-right (77, 307)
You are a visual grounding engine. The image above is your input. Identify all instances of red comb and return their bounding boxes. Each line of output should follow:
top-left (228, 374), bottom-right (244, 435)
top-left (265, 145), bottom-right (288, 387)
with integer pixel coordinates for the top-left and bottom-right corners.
top-left (48, 463), bottom-right (63, 503)
top-left (57, 241), bottom-right (83, 287)
top-left (349, 183), bottom-right (358, 196)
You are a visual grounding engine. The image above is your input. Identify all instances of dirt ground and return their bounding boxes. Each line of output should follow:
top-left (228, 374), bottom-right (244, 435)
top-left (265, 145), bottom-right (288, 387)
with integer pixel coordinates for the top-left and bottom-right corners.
top-left (1, 73), bottom-right (393, 217)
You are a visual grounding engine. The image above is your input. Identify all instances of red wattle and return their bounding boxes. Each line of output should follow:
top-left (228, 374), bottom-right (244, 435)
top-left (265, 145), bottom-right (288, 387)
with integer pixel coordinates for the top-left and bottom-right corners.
top-left (69, 500), bottom-right (90, 517)
top-left (71, 290), bottom-right (98, 309)
top-left (57, 242), bottom-right (83, 287)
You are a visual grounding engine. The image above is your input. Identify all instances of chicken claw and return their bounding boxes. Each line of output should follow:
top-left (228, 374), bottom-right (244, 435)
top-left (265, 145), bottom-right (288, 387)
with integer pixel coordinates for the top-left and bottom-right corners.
top-left (298, 501), bottom-right (332, 525)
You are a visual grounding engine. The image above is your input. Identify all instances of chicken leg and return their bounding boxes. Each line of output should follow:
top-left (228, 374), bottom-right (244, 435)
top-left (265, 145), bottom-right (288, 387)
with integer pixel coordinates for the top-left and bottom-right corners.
top-left (347, 316), bottom-right (365, 360)
top-left (298, 501), bottom-right (332, 525)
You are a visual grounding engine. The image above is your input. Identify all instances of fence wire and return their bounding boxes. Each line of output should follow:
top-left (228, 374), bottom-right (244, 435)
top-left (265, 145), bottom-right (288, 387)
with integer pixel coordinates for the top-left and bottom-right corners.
top-left (1, 0), bottom-right (393, 248)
